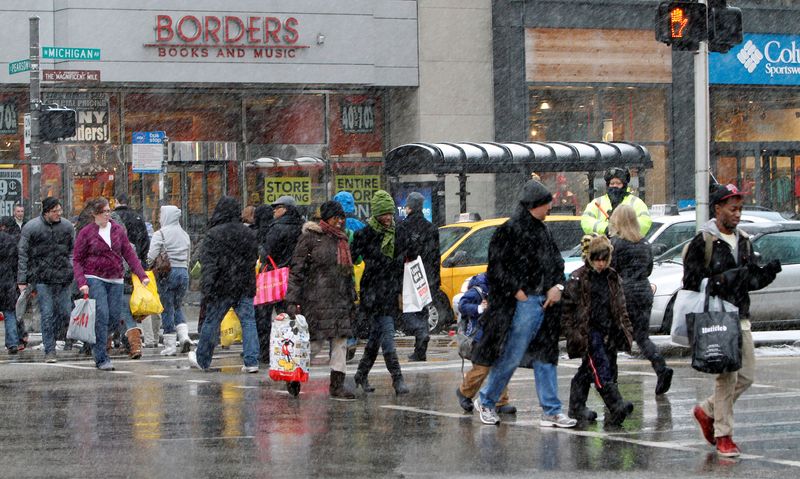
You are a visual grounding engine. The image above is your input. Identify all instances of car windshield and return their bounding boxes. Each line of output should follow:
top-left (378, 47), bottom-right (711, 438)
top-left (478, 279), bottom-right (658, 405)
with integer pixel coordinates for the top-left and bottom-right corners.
top-left (644, 222), bottom-right (664, 241)
top-left (439, 226), bottom-right (470, 254)
top-left (546, 221), bottom-right (584, 252)
top-left (654, 240), bottom-right (689, 264)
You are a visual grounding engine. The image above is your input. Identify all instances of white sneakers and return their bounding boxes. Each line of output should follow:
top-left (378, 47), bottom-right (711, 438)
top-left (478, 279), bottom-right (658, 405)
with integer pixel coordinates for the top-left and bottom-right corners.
top-left (540, 413), bottom-right (578, 428)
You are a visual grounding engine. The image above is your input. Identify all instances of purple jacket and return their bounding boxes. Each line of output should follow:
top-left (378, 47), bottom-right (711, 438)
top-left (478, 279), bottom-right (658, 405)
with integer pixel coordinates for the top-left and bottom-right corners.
top-left (73, 221), bottom-right (147, 288)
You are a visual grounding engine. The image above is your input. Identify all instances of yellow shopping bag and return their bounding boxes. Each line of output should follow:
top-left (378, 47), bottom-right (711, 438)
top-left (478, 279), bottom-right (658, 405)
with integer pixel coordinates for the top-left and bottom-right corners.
top-left (219, 308), bottom-right (242, 347)
top-left (130, 271), bottom-right (164, 316)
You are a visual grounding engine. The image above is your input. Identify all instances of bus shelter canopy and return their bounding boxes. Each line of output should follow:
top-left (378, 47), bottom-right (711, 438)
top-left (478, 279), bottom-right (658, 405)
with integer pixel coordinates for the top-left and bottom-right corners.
top-left (385, 141), bottom-right (652, 176)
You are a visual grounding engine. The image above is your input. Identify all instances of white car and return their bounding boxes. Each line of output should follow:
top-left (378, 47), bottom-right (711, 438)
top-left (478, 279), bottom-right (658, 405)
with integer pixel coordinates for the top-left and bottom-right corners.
top-left (649, 221), bottom-right (800, 333)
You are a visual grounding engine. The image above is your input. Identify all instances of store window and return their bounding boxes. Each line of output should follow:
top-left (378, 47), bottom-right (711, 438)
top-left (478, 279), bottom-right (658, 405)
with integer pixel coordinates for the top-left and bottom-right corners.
top-left (528, 86), bottom-right (669, 203)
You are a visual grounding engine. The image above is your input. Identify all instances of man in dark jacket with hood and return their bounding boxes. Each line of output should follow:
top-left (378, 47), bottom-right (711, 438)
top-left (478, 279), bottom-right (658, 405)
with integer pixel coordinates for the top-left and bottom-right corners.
top-left (396, 192), bottom-right (440, 361)
top-left (113, 193), bottom-right (150, 264)
top-left (262, 195), bottom-right (304, 268)
top-left (17, 197), bottom-right (74, 362)
top-left (685, 183), bottom-right (780, 457)
top-left (188, 196), bottom-right (260, 372)
top-left (471, 180), bottom-right (575, 428)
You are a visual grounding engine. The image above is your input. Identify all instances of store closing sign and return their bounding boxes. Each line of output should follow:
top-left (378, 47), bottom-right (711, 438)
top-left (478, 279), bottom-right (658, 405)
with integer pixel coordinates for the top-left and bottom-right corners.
top-left (0, 170), bottom-right (23, 216)
top-left (264, 177), bottom-right (311, 205)
top-left (335, 175), bottom-right (381, 218)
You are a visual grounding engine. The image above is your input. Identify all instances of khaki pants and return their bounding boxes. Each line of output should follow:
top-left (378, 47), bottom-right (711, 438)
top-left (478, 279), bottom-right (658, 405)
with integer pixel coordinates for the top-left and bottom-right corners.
top-left (699, 327), bottom-right (754, 438)
top-left (459, 364), bottom-right (510, 407)
top-left (311, 337), bottom-right (348, 373)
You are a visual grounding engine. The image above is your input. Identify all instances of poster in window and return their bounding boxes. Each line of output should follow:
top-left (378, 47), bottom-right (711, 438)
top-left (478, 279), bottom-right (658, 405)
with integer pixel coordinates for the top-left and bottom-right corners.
top-left (42, 92), bottom-right (109, 143)
top-left (340, 99), bottom-right (375, 134)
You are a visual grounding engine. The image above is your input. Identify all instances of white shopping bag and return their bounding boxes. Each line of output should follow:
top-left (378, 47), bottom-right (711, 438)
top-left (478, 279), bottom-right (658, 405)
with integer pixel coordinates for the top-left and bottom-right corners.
top-left (402, 255), bottom-right (433, 313)
top-left (67, 295), bottom-right (96, 345)
top-left (268, 313), bottom-right (310, 383)
top-left (671, 278), bottom-right (737, 347)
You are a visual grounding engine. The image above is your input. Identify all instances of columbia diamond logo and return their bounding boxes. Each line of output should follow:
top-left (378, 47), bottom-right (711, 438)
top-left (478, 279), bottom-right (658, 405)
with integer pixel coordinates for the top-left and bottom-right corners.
top-left (737, 40), bottom-right (763, 73)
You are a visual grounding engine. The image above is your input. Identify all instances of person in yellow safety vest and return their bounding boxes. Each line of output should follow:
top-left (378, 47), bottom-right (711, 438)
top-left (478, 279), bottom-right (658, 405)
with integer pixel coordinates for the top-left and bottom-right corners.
top-left (581, 167), bottom-right (652, 237)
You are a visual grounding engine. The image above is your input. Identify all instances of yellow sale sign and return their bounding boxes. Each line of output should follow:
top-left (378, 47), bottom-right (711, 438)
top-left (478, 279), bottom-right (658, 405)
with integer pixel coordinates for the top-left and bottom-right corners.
top-left (264, 177), bottom-right (312, 205)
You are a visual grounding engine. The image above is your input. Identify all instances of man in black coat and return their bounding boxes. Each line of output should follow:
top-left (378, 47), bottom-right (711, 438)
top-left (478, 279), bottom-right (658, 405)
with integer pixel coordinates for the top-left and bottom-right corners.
top-left (113, 193), bottom-right (150, 264)
top-left (685, 183), bottom-right (780, 457)
top-left (262, 195), bottom-right (304, 268)
top-left (395, 192), bottom-right (440, 361)
top-left (188, 196), bottom-right (260, 372)
top-left (470, 180), bottom-right (575, 428)
top-left (17, 197), bottom-right (74, 362)
top-left (0, 216), bottom-right (21, 353)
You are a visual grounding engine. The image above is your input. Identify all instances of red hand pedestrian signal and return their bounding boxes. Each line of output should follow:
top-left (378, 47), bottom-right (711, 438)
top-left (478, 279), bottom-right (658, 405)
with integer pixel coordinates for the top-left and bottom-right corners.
top-left (670, 7), bottom-right (689, 39)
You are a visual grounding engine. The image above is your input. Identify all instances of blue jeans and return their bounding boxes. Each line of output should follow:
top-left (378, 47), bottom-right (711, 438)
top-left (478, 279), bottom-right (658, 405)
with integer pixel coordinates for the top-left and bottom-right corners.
top-left (4, 310), bottom-right (19, 349)
top-left (196, 296), bottom-right (259, 369)
top-left (87, 279), bottom-right (123, 366)
top-left (479, 295), bottom-right (545, 409)
top-left (120, 293), bottom-right (137, 331)
top-left (35, 283), bottom-right (72, 355)
top-left (365, 315), bottom-right (396, 355)
top-left (533, 360), bottom-right (563, 416)
top-left (157, 267), bottom-right (188, 334)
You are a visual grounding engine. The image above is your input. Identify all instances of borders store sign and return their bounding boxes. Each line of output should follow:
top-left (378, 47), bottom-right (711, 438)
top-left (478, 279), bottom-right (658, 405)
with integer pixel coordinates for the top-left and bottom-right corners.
top-left (144, 14), bottom-right (310, 60)
top-left (42, 92), bottom-right (109, 143)
top-left (711, 33), bottom-right (800, 85)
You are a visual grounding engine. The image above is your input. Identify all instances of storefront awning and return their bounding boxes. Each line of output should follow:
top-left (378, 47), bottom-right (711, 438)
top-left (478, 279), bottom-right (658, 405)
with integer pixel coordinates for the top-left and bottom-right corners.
top-left (385, 141), bottom-right (652, 176)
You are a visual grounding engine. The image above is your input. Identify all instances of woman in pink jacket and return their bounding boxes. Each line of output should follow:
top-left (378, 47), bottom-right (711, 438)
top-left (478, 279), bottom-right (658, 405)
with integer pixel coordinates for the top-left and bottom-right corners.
top-left (73, 197), bottom-right (149, 371)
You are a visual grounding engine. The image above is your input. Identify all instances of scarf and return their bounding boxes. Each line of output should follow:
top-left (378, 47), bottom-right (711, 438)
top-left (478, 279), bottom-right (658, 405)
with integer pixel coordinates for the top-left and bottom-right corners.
top-left (319, 220), bottom-right (352, 266)
top-left (367, 216), bottom-right (395, 259)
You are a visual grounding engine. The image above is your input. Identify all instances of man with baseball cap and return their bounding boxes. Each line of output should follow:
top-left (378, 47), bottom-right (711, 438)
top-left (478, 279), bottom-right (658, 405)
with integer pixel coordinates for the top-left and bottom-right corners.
top-left (17, 197), bottom-right (75, 363)
top-left (684, 183), bottom-right (781, 457)
top-left (581, 167), bottom-right (651, 237)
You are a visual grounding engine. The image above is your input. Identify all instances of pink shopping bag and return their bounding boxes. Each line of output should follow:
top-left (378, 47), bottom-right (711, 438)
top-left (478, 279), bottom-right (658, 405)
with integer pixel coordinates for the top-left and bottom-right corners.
top-left (254, 256), bottom-right (289, 305)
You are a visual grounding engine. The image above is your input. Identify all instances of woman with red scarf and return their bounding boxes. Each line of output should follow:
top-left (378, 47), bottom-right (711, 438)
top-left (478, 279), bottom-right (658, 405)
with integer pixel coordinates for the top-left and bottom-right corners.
top-left (285, 200), bottom-right (358, 399)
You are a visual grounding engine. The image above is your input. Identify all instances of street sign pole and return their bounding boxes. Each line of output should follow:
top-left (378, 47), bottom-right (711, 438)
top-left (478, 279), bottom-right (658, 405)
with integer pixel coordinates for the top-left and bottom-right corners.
top-left (694, 0), bottom-right (710, 231)
top-left (29, 16), bottom-right (41, 216)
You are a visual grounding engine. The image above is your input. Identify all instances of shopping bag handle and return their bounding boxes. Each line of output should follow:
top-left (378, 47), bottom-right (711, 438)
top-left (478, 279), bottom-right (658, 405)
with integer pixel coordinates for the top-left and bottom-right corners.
top-left (83, 293), bottom-right (89, 300)
top-left (261, 255), bottom-right (279, 273)
top-left (703, 284), bottom-right (730, 313)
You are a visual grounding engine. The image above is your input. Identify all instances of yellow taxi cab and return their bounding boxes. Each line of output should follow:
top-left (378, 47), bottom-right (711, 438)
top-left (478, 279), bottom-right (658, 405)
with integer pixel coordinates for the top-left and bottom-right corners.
top-left (438, 214), bottom-right (584, 307)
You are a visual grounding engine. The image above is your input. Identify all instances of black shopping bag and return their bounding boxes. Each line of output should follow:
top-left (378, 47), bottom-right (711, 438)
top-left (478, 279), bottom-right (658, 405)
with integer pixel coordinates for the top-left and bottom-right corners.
top-left (687, 289), bottom-right (742, 374)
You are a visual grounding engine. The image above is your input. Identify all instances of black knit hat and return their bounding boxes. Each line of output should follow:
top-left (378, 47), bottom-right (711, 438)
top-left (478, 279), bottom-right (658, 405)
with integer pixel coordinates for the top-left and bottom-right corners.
top-left (42, 197), bottom-right (61, 214)
top-left (320, 200), bottom-right (345, 221)
top-left (519, 180), bottom-right (553, 209)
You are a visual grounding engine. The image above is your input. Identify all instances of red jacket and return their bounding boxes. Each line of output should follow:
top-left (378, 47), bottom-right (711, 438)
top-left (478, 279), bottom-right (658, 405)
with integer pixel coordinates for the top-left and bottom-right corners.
top-left (73, 221), bottom-right (147, 288)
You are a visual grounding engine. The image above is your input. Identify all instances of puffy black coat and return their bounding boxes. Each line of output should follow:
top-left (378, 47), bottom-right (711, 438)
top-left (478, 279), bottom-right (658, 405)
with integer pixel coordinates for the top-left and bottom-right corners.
top-left (610, 237), bottom-right (654, 303)
top-left (113, 205), bottom-right (150, 264)
top-left (395, 210), bottom-right (441, 291)
top-left (17, 215), bottom-right (75, 285)
top-left (351, 223), bottom-right (402, 318)
top-left (682, 224), bottom-right (777, 318)
top-left (0, 230), bottom-right (19, 311)
top-left (200, 197), bottom-right (258, 302)
top-left (285, 222), bottom-right (355, 341)
top-left (471, 206), bottom-right (565, 366)
top-left (262, 206), bottom-right (304, 268)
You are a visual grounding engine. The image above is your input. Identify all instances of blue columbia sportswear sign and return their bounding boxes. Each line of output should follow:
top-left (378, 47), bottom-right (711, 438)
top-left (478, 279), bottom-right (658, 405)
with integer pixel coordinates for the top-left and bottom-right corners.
top-left (710, 33), bottom-right (800, 86)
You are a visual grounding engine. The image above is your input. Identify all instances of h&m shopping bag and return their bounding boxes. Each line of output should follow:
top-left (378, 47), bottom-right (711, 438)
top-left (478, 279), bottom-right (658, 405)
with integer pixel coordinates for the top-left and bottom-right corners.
top-left (268, 313), bottom-right (310, 383)
top-left (219, 308), bottom-right (243, 347)
top-left (130, 271), bottom-right (164, 317)
top-left (687, 288), bottom-right (742, 374)
top-left (402, 255), bottom-right (433, 313)
top-left (67, 294), bottom-right (96, 345)
top-left (254, 256), bottom-right (289, 305)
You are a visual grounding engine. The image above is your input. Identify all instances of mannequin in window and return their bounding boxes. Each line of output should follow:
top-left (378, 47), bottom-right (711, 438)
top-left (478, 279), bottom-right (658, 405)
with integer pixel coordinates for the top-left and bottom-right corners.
top-left (552, 174), bottom-right (580, 215)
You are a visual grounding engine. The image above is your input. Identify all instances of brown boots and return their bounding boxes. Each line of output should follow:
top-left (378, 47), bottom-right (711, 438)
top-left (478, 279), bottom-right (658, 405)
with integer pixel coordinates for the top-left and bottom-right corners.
top-left (126, 328), bottom-right (143, 360)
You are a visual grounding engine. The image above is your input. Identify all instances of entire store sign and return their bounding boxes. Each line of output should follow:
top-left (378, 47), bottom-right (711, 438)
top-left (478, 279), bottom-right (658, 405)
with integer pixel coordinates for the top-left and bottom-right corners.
top-left (264, 177), bottom-right (311, 205)
top-left (335, 175), bottom-right (381, 218)
top-left (144, 14), bottom-right (310, 60)
top-left (710, 33), bottom-right (800, 85)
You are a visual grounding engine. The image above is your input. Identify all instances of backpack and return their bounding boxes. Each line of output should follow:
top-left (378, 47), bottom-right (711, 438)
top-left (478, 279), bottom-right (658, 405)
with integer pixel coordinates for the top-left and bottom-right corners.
top-left (682, 232), bottom-right (714, 269)
top-left (456, 285), bottom-right (486, 361)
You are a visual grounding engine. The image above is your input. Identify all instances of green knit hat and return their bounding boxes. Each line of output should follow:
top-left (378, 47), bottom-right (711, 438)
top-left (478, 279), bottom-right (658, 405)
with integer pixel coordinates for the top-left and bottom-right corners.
top-left (371, 190), bottom-right (396, 217)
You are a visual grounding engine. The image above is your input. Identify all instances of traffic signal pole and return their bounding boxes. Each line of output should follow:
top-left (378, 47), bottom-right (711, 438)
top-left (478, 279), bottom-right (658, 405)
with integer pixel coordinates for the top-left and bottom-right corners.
top-left (29, 16), bottom-right (41, 216)
top-left (694, 1), bottom-right (711, 230)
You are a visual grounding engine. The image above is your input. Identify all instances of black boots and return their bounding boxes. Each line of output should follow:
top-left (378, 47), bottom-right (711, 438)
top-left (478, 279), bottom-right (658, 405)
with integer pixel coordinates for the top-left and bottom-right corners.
top-left (655, 367), bottom-right (674, 395)
top-left (384, 352), bottom-right (409, 395)
top-left (354, 341), bottom-right (379, 393)
top-left (568, 374), bottom-right (598, 423)
top-left (329, 371), bottom-right (356, 400)
top-left (408, 337), bottom-right (429, 362)
top-left (598, 382), bottom-right (634, 426)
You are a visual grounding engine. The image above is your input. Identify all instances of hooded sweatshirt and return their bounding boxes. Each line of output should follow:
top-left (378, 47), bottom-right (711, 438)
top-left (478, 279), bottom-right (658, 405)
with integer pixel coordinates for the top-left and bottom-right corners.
top-left (148, 205), bottom-right (191, 268)
top-left (334, 191), bottom-right (365, 233)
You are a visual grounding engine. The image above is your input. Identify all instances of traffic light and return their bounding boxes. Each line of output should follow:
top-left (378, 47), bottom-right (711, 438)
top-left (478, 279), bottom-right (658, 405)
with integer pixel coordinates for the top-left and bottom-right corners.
top-left (656, 1), bottom-right (708, 51)
top-left (708, 0), bottom-right (743, 53)
top-left (39, 106), bottom-right (77, 142)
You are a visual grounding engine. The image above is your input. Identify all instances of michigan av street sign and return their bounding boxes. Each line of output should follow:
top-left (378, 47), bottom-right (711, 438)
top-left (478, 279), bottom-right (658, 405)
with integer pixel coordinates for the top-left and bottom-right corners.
top-left (41, 46), bottom-right (101, 60)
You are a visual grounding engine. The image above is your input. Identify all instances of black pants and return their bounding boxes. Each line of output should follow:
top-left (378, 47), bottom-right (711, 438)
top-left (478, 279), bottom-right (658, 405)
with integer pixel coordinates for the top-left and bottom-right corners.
top-left (403, 311), bottom-right (429, 358)
top-left (627, 296), bottom-right (667, 374)
top-left (255, 303), bottom-right (274, 363)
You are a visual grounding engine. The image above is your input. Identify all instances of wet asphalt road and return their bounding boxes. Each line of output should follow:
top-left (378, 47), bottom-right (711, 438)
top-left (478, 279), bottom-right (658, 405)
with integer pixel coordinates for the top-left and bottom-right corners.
top-left (1, 341), bottom-right (800, 479)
